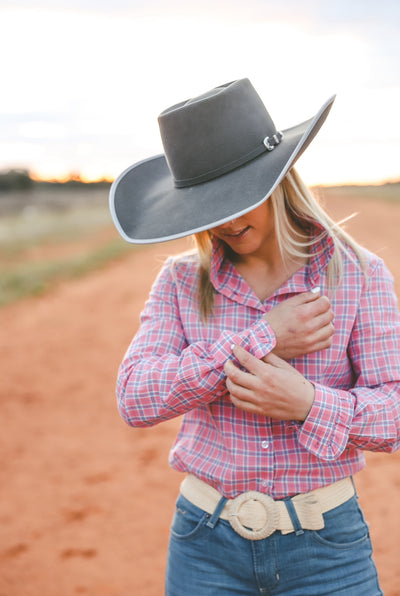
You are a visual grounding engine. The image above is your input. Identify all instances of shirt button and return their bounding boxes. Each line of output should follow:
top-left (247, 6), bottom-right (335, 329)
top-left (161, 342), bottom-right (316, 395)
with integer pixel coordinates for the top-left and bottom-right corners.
top-left (261, 480), bottom-right (269, 488)
top-left (261, 441), bottom-right (269, 449)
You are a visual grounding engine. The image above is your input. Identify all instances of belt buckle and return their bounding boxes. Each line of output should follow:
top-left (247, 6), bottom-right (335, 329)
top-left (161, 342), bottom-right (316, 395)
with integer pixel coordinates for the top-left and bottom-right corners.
top-left (227, 491), bottom-right (279, 541)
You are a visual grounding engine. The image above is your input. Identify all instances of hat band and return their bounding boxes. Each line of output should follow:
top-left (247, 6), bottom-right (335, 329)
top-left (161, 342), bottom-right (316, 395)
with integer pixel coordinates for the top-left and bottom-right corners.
top-left (173, 131), bottom-right (283, 188)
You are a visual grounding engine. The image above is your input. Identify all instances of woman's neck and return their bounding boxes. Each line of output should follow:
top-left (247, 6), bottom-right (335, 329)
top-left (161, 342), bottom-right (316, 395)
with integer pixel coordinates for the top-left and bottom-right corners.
top-left (226, 227), bottom-right (309, 302)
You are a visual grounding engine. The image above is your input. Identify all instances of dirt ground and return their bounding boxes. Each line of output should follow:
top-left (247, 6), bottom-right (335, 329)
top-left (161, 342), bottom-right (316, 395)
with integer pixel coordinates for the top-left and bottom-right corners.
top-left (1, 192), bottom-right (400, 596)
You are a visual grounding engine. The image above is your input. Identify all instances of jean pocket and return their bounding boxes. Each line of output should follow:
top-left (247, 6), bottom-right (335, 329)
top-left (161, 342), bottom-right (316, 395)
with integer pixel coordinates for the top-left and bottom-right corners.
top-left (170, 495), bottom-right (210, 541)
top-left (310, 496), bottom-right (371, 550)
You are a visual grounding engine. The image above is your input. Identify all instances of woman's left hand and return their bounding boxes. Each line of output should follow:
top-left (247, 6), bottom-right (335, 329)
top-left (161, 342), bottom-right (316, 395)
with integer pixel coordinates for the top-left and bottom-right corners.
top-left (224, 345), bottom-right (315, 421)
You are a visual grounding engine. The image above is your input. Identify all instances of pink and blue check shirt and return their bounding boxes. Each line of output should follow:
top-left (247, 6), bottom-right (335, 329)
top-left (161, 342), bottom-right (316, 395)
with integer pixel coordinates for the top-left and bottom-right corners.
top-left (116, 231), bottom-right (400, 498)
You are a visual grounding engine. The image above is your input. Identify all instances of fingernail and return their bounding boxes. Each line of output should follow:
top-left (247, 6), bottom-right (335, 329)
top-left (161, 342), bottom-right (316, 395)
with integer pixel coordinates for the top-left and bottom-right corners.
top-left (311, 286), bottom-right (320, 294)
top-left (230, 344), bottom-right (236, 351)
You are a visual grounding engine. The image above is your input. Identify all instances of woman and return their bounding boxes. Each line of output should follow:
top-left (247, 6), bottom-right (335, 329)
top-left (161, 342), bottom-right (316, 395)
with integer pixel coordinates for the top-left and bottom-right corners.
top-left (109, 79), bottom-right (400, 595)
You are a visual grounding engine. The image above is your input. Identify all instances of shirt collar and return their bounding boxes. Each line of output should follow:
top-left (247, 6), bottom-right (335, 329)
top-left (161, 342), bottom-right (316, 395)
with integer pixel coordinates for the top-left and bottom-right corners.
top-left (306, 221), bottom-right (336, 286)
top-left (210, 222), bottom-right (335, 304)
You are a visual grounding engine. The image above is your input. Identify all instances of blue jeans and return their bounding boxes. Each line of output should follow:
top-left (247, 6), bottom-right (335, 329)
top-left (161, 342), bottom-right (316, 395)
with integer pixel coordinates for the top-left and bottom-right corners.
top-left (166, 492), bottom-right (382, 595)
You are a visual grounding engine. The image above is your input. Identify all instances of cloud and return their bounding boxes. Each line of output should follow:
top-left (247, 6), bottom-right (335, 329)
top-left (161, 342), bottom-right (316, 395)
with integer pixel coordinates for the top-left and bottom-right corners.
top-left (2, 0), bottom-right (399, 23)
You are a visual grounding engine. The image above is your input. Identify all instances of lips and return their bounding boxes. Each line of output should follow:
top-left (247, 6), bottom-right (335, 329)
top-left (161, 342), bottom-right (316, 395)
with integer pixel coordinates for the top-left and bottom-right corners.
top-left (223, 226), bottom-right (250, 239)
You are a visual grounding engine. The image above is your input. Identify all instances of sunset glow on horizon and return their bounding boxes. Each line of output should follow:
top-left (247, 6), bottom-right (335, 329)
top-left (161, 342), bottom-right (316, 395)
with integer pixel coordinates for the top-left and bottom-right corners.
top-left (1, 0), bottom-right (399, 187)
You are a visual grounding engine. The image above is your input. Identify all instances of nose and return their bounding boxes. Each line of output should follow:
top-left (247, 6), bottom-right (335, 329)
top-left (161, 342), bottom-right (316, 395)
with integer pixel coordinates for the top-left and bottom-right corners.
top-left (216, 218), bottom-right (237, 230)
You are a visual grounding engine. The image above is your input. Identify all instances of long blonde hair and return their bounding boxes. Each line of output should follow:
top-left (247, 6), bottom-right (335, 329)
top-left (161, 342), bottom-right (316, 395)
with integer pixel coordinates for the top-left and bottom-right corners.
top-left (193, 168), bottom-right (366, 320)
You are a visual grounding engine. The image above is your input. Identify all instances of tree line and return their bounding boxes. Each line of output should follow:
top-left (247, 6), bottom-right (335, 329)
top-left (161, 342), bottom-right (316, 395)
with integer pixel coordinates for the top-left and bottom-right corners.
top-left (0, 169), bottom-right (111, 192)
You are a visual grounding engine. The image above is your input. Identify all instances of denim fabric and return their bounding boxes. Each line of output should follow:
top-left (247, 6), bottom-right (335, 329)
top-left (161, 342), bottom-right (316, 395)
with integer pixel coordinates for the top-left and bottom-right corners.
top-left (165, 493), bottom-right (382, 595)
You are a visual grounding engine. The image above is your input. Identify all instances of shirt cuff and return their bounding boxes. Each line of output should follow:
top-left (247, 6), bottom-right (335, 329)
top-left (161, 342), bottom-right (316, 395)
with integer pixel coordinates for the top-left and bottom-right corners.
top-left (205, 318), bottom-right (277, 369)
top-left (231, 318), bottom-right (277, 359)
top-left (296, 384), bottom-right (354, 461)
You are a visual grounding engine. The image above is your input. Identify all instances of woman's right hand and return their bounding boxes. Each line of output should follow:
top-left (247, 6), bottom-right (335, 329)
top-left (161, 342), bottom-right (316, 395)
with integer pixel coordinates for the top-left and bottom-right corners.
top-left (264, 290), bottom-right (335, 360)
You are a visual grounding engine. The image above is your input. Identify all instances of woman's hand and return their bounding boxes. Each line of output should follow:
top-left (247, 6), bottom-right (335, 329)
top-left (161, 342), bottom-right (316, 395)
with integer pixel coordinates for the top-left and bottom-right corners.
top-left (264, 290), bottom-right (334, 360)
top-left (224, 345), bottom-right (315, 421)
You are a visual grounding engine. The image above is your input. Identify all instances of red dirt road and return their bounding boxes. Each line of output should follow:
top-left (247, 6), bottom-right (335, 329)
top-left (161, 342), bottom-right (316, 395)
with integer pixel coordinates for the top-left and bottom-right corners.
top-left (1, 193), bottom-right (400, 595)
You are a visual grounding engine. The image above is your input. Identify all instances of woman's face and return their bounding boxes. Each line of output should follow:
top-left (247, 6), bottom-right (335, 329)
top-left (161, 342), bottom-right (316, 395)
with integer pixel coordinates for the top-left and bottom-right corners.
top-left (211, 200), bottom-right (275, 259)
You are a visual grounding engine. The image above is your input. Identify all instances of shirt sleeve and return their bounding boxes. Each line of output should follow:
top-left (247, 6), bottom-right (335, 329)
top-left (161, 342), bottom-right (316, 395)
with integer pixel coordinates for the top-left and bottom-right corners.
top-left (297, 256), bottom-right (400, 460)
top-left (116, 258), bottom-right (276, 427)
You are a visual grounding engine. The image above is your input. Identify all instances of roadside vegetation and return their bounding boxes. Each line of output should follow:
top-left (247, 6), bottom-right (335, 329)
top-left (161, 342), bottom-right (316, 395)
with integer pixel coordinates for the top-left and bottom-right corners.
top-left (318, 181), bottom-right (400, 203)
top-left (0, 175), bottom-right (134, 307)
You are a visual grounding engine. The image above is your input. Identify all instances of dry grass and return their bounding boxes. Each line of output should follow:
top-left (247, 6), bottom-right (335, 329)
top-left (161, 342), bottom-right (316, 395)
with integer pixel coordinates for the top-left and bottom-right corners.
top-left (0, 194), bottom-right (134, 306)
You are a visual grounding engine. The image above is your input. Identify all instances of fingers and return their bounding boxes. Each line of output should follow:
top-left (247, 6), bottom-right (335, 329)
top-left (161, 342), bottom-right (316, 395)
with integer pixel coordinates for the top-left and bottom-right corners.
top-left (307, 307), bottom-right (334, 335)
top-left (224, 357), bottom-right (251, 384)
top-left (284, 288), bottom-right (321, 307)
top-left (228, 344), bottom-right (265, 376)
top-left (303, 286), bottom-right (321, 302)
top-left (224, 355), bottom-right (259, 405)
top-left (227, 346), bottom-right (292, 382)
top-left (272, 290), bottom-right (333, 324)
top-left (296, 295), bottom-right (334, 342)
top-left (260, 289), bottom-right (335, 361)
top-left (300, 320), bottom-right (335, 353)
top-left (225, 347), bottom-right (282, 411)
top-left (307, 295), bottom-right (333, 317)
top-left (225, 346), bottom-right (315, 420)
top-left (285, 288), bottom-right (332, 314)
top-left (226, 376), bottom-right (254, 405)
top-left (229, 393), bottom-right (260, 415)
top-left (224, 344), bottom-right (273, 390)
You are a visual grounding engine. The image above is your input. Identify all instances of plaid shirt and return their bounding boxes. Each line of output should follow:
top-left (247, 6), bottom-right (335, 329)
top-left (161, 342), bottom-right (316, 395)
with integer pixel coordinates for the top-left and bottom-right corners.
top-left (116, 232), bottom-right (400, 498)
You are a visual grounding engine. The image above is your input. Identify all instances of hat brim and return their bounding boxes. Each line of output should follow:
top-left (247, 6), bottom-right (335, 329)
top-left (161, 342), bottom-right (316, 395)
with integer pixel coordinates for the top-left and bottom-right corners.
top-left (110, 95), bottom-right (335, 244)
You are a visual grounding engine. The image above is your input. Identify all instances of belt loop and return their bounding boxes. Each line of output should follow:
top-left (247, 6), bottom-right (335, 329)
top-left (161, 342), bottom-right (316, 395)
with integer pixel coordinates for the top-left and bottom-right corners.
top-left (206, 496), bottom-right (228, 529)
top-left (284, 498), bottom-right (304, 536)
top-left (350, 476), bottom-right (358, 498)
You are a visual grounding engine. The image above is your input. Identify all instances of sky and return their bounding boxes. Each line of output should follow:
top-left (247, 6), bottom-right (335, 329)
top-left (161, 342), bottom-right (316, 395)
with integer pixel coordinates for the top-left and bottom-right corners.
top-left (0, 0), bottom-right (399, 186)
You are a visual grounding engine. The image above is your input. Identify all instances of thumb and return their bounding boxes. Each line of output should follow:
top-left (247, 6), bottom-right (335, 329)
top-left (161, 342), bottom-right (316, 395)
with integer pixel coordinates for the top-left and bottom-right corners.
top-left (282, 287), bottom-right (320, 308)
top-left (296, 286), bottom-right (321, 305)
top-left (262, 351), bottom-right (293, 369)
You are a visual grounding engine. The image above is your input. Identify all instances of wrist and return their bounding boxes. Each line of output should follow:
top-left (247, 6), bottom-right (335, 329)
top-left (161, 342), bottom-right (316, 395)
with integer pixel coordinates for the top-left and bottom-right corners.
top-left (298, 380), bottom-right (315, 421)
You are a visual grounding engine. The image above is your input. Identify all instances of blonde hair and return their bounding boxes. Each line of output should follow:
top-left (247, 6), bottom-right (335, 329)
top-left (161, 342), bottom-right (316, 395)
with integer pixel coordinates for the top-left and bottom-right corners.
top-left (193, 168), bottom-right (366, 320)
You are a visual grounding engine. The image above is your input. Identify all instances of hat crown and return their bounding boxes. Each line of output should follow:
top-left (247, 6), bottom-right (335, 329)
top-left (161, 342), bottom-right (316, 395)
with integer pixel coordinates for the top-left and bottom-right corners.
top-left (158, 79), bottom-right (278, 187)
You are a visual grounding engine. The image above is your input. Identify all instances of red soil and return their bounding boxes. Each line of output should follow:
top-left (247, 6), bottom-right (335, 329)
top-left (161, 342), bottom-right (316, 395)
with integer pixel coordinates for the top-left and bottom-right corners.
top-left (1, 193), bottom-right (399, 595)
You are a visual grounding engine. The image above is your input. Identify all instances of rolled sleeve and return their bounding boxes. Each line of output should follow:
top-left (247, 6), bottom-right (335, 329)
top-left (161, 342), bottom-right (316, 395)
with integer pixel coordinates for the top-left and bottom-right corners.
top-left (229, 318), bottom-right (277, 360)
top-left (297, 255), bottom-right (400, 460)
top-left (117, 260), bottom-right (277, 427)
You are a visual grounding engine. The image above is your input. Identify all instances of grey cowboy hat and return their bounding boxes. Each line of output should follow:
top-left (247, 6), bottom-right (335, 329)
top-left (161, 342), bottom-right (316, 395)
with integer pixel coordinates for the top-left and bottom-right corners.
top-left (110, 78), bottom-right (335, 244)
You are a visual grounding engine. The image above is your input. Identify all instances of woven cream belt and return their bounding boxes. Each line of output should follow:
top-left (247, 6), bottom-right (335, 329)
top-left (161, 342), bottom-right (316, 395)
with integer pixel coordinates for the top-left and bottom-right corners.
top-left (180, 474), bottom-right (355, 541)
